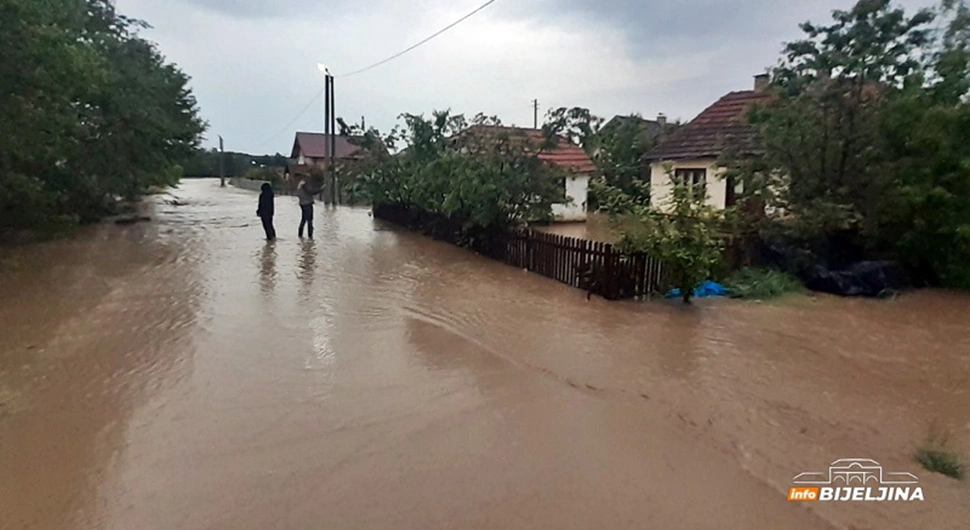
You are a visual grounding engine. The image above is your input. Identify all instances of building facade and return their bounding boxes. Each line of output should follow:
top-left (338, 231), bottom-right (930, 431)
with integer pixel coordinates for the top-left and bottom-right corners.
top-left (646, 75), bottom-right (771, 211)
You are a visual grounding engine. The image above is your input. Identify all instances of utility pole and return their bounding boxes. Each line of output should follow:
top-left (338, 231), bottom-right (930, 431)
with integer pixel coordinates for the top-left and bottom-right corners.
top-left (317, 64), bottom-right (338, 205)
top-left (218, 135), bottom-right (225, 187)
top-left (361, 116), bottom-right (366, 131)
top-left (533, 99), bottom-right (539, 129)
top-left (323, 71), bottom-right (331, 204)
top-left (329, 75), bottom-right (337, 206)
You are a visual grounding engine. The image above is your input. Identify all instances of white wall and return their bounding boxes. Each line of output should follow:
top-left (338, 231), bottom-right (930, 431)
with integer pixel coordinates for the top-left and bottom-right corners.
top-left (552, 174), bottom-right (589, 222)
top-left (649, 159), bottom-right (730, 211)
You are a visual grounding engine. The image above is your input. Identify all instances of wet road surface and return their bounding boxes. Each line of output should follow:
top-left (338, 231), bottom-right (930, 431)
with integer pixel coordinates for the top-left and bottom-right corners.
top-left (1, 179), bottom-right (968, 529)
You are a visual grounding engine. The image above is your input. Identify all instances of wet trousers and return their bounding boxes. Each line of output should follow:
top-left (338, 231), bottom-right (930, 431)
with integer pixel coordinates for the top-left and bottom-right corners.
top-left (299, 204), bottom-right (314, 238)
top-left (260, 215), bottom-right (276, 240)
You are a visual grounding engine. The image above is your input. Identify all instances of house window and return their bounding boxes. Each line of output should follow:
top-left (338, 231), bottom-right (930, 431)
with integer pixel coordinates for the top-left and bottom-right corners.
top-left (554, 177), bottom-right (567, 202)
top-left (674, 168), bottom-right (707, 200)
top-left (725, 175), bottom-right (737, 207)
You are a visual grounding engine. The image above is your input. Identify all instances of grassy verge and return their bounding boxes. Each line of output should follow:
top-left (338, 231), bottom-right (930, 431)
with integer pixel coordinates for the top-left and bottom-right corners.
top-left (723, 268), bottom-right (804, 300)
top-left (915, 448), bottom-right (965, 480)
top-left (915, 424), bottom-right (965, 480)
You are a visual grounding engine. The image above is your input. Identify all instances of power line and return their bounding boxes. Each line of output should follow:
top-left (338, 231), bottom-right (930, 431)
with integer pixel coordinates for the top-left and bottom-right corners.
top-left (336, 0), bottom-right (499, 78)
top-left (251, 89), bottom-right (323, 153)
top-left (246, 0), bottom-right (499, 152)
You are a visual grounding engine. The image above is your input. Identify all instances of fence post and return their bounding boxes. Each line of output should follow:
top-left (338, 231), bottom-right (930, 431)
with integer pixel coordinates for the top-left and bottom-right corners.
top-left (604, 244), bottom-right (616, 300)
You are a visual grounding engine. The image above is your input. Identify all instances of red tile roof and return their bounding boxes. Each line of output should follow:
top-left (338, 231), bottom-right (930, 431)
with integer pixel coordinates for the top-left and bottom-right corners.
top-left (291, 132), bottom-right (365, 160)
top-left (463, 125), bottom-right (597, 174)
top-left (646, 90), bottom-right (772, 161)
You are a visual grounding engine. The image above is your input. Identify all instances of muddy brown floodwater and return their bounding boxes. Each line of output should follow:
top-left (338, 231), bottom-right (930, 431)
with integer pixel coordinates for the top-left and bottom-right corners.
top-left (2, 179), bottom-right (969, 530)
top-left (536, 212), bottom-right (617, 243)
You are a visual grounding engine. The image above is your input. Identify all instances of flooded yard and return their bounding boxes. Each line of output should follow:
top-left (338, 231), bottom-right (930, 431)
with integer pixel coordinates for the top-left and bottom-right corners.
top-left (535, 212), bottom-right (618, 243)
top-left (1, 179), bottom-right (968, 530)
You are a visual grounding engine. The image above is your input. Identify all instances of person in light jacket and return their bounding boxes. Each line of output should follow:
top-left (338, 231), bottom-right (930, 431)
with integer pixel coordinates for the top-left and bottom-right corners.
top-left (256, 183), bottom-right (276, 240)
top-left (296, 178), bottom-right (321, 239)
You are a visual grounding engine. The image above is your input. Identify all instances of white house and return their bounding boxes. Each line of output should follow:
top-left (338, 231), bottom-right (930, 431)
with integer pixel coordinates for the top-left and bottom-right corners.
top-left (645, 74), bottom-right (772, 211)
top-left (553, 174), bottom-right (590, 222)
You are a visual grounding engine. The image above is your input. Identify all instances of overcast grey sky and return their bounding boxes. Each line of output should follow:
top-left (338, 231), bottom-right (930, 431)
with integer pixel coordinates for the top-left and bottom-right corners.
top-left (114, 0), bottom-right (930, 154)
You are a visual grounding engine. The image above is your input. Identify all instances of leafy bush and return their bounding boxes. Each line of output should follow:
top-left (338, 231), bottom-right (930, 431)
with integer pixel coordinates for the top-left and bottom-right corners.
top-left (243, 167), bottom-right (284, 189)
top-left (724, 268), bottom-right (804, 300)
top-left (590, 177), bottom-right (650, 215)
top-left (916, 448), bottom-right (965, 480)
top-left (0, 174), bottom-right (77, 240)
top-left (615, 168), bottom-right (723, 304)
top-left (361, 111), bottom-right (563, 235)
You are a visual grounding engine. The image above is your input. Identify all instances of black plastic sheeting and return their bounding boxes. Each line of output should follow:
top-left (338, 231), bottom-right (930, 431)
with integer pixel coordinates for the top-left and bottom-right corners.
top-left (758, 242), bottom-right (911, 298)
top-left (802, 261), bottom-right (911, 298)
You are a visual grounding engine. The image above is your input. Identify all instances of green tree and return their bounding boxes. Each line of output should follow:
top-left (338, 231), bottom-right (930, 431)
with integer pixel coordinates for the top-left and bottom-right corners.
top-left (589, 115), bottom-right (666, 210)
top-left (0, 0), bottom-right (205, 233)
top-left (615, 166), bottom-right (723, 304)
top-left (725, 0), bottom-right (970, 287)
top-left (752, 0), bottom-right (936, 227)
top-left (542, 107), bottom-right (603, 152)
top-left (873, 83), bottom-right (970, 287)
top-left (362, 111), bottom-right (562, 239)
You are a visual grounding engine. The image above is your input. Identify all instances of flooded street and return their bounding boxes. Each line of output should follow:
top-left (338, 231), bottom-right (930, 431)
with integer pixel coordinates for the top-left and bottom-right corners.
top-left (2, 179), bottom-right (968, 530)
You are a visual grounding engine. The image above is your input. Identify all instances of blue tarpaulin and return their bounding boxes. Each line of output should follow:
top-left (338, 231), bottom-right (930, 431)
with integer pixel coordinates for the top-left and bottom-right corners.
top-left (665, 281), bottom-right (729, 300)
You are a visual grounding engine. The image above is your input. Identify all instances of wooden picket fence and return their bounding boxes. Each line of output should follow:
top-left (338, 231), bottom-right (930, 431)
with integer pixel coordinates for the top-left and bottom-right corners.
top-left (498, 230), bottom-right (669, 300)
top-left (373, 204), bottom-right (670, 300)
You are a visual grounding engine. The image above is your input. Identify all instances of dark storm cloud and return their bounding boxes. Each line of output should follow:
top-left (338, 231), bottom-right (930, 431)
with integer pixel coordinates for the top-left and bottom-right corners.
top-left (519, 0), bottom-right (930, 55)
top-left (500, 0), bottom-right (785, 54)
top-left (129, 0), bottom-right (934, 153)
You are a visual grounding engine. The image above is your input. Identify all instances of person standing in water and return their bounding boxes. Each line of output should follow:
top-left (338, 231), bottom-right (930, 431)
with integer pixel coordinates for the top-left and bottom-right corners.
top-left (256, 182), bottom-right (276, 241)
top-left (296, 178), bottom-right (321, 239)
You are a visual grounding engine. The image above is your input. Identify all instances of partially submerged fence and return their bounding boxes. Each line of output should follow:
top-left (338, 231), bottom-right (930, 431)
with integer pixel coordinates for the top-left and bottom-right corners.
top-left (373, 204), bottom-right (669, 300)
top-left (499, 230), bottom-right (669, 299)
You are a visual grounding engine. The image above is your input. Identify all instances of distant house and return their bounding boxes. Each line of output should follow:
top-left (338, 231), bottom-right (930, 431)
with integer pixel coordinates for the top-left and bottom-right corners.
top-left (290, 131), bottom-right (366, 167)
top-left (645, 75), bottom-right (772, 210)
top-left (600, 113), bottom-right (668, 139)
top-left (462, 125), bottom-right (596, 222)
top-left (284, 131), bottom-right (368, 183)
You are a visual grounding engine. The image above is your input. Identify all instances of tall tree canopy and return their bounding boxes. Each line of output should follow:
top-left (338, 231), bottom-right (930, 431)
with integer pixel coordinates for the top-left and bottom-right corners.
top-left (542, 107), bottom-right (603, 152)
top-left (726, 0), bottom-right (970, 287)
top-left (0, 0), bottom-right (205, 233)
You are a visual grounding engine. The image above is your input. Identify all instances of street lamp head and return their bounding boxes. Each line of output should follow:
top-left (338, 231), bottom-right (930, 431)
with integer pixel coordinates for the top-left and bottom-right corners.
top-left (317, 63), bottom-right (329, 74)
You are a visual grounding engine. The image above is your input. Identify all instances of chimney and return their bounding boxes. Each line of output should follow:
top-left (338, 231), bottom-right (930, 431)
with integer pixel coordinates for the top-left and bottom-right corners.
top-left (754, 73), bottom-right (770, 92)
top-left (657, 113), bottom-right (667, 127)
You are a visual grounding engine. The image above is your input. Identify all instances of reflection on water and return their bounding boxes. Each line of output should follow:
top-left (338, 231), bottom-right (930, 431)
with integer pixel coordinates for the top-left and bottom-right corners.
top-left (0, 179), bottom-right (968, 530)
top-left (298, 239), bottom-right (316, 287)
top-left (259, 242), bottom-right (277, 295)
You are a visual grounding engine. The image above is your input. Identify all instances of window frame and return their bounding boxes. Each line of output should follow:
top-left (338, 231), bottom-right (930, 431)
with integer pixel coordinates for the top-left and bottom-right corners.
top-left (674, 168), bottom-right (707, 200)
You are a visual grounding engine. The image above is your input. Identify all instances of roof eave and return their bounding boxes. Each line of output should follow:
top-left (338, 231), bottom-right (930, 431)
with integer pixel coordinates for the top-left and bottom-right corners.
top-left (644, 149), bottom-right (763, 163)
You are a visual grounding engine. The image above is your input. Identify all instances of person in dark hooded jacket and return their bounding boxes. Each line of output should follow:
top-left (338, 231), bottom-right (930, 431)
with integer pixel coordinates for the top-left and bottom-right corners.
top-left (256, 183), bottom-right (276, 240)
